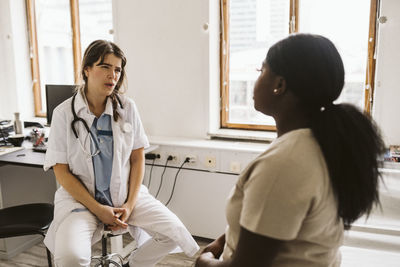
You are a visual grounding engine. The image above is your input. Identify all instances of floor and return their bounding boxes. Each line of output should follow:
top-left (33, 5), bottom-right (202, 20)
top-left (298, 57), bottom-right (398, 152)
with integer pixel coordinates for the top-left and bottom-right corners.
top-left (0, 234), bottom-right (209, 267)
top-left (2, 235), bottom-right (400, 267)
top-left (340, 246), bottom-right (400, 267)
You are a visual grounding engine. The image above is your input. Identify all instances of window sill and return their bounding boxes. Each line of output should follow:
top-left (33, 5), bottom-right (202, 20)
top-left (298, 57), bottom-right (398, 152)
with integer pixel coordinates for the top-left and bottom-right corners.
top-left (207, 128), bottom-right (277, 142)
top-left (148, 135), bottom-right (269, 154)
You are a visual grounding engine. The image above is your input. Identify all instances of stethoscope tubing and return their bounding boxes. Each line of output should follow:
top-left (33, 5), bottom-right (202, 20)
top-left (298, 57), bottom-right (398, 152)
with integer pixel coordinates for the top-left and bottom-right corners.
top-left (70, 92), bottom-right (124, 157)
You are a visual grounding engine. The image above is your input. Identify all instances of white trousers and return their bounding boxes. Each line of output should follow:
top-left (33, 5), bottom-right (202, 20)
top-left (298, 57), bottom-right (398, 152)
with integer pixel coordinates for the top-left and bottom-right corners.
top-left (53, 189), bottom-right (199, 267)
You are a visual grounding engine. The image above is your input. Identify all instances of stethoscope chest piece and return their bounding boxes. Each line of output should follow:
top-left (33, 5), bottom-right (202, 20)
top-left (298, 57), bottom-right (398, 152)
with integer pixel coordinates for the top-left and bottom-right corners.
top-left (122, 122), bottom-right (132, 133)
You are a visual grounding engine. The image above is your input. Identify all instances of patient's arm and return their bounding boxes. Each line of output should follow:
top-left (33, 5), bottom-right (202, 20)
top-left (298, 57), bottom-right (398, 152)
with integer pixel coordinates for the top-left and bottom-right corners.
top-left (202, 234), bottom-right (226, 259)
top-left (195, 227), bottom-right (281, 267)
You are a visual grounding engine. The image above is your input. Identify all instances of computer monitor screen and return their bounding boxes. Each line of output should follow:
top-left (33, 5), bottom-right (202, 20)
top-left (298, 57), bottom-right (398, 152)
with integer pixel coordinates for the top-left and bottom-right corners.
top-left (45, 84), bottom-right (76, 125)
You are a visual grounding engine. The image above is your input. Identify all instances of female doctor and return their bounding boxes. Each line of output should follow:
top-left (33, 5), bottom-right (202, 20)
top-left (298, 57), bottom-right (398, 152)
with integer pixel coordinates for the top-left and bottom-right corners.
top-left (43, 40), bottom-right (199, 267)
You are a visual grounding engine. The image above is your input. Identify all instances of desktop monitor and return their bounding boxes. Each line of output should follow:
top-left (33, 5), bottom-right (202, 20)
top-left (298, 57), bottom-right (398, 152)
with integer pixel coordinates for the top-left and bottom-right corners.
top-left (45, 84), bottom-right (76, 125)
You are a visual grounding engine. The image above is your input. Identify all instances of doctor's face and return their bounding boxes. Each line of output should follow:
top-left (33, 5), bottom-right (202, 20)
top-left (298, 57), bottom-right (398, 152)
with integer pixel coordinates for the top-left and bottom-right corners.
top-left (84, 53), bottom-right (122, 98)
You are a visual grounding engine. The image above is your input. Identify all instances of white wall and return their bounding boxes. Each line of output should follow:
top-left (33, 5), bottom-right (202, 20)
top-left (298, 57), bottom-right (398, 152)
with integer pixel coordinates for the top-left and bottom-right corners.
top-left (373, 0), bottom-right (400, 146)
top-left (0, 0), bottom-right (18, 119)
top-left (113, 0), bottom-right (400, 145)
top-left (0, 0), bottom-right (399, 145)
top-left (113, 0), bottom-right (216, 138)
top-left (0, 0), bottom-right (34, 120)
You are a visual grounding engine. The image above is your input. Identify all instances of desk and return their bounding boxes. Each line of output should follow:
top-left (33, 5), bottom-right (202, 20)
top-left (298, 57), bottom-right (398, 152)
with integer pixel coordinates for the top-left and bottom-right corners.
top-left (0, 147), bottom-right (45, 167)
top-left (0, 145), bottom-right (158, 259)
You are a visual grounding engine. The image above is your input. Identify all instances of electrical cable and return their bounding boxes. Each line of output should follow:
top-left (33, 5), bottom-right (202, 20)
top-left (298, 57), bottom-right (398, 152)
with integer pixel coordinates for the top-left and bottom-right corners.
top-left (147, 158), bottom-right (156, 189)
top-left (155, 156), bottom-right (173, 198)
top-left (165, 157), bottom-right (190, 206)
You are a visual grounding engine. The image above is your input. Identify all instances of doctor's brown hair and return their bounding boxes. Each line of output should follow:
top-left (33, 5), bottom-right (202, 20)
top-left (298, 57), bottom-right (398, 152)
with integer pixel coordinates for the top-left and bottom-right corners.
top-left (80, 39), bottom-right (127, 122)
top-left (266, 34), bottom-right (385, 229)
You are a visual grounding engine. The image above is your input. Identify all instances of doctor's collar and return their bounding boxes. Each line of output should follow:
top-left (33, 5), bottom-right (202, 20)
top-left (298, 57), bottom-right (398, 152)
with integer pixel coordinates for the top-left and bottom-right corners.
top-left (76, 89), bottom-right (114, 117)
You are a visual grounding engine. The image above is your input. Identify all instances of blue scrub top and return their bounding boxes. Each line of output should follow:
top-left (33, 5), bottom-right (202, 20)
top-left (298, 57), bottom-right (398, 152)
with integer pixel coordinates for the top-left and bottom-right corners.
top-left (90, 114), bottom-right (114, 206)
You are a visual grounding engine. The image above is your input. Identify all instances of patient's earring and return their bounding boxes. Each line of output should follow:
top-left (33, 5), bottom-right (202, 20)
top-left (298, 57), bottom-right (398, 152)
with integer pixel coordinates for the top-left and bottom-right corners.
top-left (273, 88), bottom-right (279, 94)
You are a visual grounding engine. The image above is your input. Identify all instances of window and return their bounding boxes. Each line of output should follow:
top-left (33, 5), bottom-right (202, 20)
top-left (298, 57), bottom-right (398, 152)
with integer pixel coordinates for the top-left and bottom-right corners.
top-left (26, 0), bottom-right (114, 117)
top-left (221, 0), bottom-right (378, 131)
top-left (79, 0), bottom-right (114, 58)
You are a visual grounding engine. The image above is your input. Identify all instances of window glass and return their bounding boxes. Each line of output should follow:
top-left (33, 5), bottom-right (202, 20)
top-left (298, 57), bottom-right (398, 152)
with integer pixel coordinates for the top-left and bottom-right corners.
top-left (79, 0), bottom-right (114, 55)
top-left (298, 0), bottom-right (371, 109)
top-left (35, 0), bottom-right (74, 114)
top-left (228, 0), bottom-right (289, 126)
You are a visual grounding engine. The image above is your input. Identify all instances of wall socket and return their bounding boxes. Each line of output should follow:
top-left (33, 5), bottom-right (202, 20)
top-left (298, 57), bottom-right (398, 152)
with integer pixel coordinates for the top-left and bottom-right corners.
top-left (168, 154), bottom-right (179, 164)
top-left (186, 155), bottom-right (197, 164)
top-left (204, 155), bottom-right (216, 168)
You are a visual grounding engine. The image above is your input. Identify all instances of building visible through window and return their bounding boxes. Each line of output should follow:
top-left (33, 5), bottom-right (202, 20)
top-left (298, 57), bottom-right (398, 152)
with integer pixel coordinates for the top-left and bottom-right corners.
top-left (222, 0), bottom-right (376, 130)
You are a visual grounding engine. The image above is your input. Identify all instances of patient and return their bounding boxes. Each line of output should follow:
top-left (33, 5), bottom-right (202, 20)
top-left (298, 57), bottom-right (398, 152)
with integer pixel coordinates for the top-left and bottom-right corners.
top-left (196, 34), bottom-right (385, 267)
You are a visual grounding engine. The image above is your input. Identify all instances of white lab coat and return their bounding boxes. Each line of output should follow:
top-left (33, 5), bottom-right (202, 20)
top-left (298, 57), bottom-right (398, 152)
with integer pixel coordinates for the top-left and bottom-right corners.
top-left (43, 91), bottom-right (199, 257)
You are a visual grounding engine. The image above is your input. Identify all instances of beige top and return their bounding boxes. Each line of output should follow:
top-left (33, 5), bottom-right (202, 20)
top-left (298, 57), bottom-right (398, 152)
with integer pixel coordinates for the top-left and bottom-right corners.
top-left (222, 128), bottom-right (343, 266)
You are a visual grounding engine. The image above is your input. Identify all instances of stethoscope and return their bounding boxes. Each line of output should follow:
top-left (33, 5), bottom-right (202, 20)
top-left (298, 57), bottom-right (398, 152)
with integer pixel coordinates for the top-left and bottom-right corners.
top-left (71, 92), bottom-right (131, 157)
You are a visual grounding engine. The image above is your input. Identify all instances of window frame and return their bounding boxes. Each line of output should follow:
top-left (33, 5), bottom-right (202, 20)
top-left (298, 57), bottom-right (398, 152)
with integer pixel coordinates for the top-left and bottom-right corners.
top-left (220, 0), bottom-right (378, 131)
top-left (26, 0), bottom-right (82, 117)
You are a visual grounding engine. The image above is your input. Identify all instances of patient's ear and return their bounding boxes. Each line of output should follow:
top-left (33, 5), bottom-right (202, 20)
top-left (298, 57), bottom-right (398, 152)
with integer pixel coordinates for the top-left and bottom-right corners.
top-left (279, 77), bottom-right (287, 93)
top-left (273, 77), bottom-right (287, 95)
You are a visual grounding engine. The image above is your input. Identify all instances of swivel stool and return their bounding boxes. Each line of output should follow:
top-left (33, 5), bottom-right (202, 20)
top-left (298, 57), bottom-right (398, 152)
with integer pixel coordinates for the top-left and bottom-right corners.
top-left (91, 226), bottom-right (126, 267)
